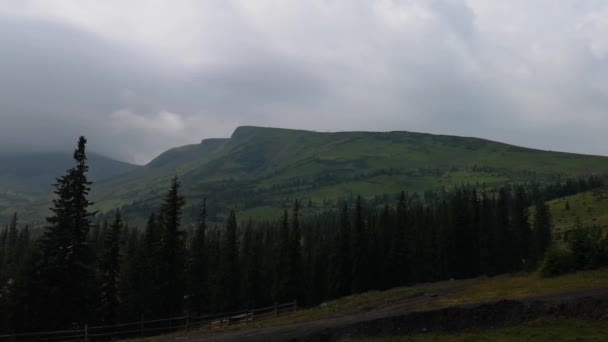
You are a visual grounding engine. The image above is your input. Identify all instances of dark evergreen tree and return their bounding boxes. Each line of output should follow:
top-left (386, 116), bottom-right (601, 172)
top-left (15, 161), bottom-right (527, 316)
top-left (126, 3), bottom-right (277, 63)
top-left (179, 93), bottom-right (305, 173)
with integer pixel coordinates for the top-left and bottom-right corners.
top-left (6, 213), bottom-right (18, 265)
top-left (219, 210), bottom-right (239, 311)
top-left (351, 196), bottom-right (368, 293)
top-left (37, 136), bottom-right (96, 330)
top-left (241, 219), bottom-right (261, 308)
top-left (274, 210), bottom-right (290, 302)
top-left (533, 197), bottom-right (552, 265)
top-left (289, 200), bottom-right (303, 302)
top-left (158, 176), bottom-right (186, 317)
top-left (98, 211), bottom-right (122, 324)
top-left (388, 192), bottom-right (408, 286)
top-left (187, 198), bottom-right (209, 315)
top-left (333, 202), bottom-right (352, 297)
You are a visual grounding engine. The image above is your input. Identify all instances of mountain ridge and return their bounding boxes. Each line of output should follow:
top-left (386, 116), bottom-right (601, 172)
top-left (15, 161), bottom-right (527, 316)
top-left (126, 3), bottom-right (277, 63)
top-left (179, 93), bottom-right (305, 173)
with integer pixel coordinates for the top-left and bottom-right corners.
top-left (3, 126), bottom-right (608, 225)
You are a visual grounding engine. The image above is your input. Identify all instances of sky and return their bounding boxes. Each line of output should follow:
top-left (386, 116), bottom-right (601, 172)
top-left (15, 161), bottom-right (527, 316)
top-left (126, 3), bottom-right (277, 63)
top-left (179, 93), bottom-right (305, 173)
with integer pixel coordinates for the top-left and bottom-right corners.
top-left (0, 0), bottom-right (607, 164)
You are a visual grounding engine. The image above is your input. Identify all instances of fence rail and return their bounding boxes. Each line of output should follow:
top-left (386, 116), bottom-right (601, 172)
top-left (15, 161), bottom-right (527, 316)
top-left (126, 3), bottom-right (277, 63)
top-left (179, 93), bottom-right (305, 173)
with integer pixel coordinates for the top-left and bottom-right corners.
top-left (0, 301), bottom-right (297, 342)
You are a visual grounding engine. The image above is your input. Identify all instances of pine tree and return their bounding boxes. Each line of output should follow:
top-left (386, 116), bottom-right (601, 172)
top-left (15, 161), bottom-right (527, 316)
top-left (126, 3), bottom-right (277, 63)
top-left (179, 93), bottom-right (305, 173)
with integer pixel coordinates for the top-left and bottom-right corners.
top-left (158, 176), bottom-right (186, 317)
top-left (533, 197), bottom-right (552, 265)
top-left (37, 136), bottom-right (96, 329)
top-left (220, 210), bottom-right (239, 311)
top-left (351, 196), bottom-right (368, 293)
top-left (511, 186), bottom-right (531, 269)
top-left (241, 219), bottom-right (261, 308)
top-left (6, 213), bottom-right (18, 265)
top-left (188, 198), bottom-right (208, 315)
top-left (141, 213), bottom-right (162, 318)
top-left (333, 202), bottom-right (352, 297)
top-left (98, 211), bottom-right (122, 324)
top-left (274, 210), bottom-right (290, 302)
top-left (388, 192), bottom-right (408, 286)
top-left (289, 200), bottom-right (303, 302)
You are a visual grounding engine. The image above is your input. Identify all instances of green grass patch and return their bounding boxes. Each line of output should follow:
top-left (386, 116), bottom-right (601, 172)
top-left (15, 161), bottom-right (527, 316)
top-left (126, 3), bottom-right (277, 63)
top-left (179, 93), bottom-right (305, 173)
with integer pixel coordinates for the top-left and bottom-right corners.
top-left (548, 187), bottom-right (608, 237)
top-left (343, 319), bottom-right (608, 341)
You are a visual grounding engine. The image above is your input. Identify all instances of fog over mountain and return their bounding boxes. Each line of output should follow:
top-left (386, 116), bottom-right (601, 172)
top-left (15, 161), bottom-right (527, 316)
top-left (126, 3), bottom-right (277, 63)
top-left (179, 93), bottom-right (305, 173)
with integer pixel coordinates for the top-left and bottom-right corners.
top-left (1, 0), bottom-right (608, 164)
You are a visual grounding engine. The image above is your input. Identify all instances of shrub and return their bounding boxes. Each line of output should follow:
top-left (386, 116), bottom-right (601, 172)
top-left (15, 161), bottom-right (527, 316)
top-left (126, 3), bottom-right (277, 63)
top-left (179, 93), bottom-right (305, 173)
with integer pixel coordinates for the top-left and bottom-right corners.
top-left (540, 244), bottom-right (574, 277)
top-left (567, 226), bottom-right (606, 270)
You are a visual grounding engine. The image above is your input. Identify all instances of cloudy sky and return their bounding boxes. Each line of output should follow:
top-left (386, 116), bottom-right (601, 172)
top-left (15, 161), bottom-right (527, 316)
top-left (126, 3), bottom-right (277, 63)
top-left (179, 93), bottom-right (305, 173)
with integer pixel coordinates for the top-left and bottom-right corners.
top-left (1, 0), bottom-right (607, 164)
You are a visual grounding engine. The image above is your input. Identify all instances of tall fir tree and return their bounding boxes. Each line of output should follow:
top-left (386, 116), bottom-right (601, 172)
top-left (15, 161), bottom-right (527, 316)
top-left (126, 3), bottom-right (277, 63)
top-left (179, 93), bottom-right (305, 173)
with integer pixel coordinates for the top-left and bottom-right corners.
top-left (98, 210), bottom-right (122, 324)
top-left (158, 176), bottom-right (186, 317)
top-left (37, 136), bottom-right (96, 330)
top-left (220, 210), bottom-right (239, 311)
top-left (289, 200), bottom-right (303, 302)
top-left (274, 210), bottom-right (290, 302)
top-left (351, 196), bottom-right (368, 293)
top-left (6, 213), bottom-right (18, 265)
top-left (187, 198), bottom-right (209, 315)
top-left (533, 197), bottom-right (552, 265)
top-left (333, 202), bottom-right (352, 297)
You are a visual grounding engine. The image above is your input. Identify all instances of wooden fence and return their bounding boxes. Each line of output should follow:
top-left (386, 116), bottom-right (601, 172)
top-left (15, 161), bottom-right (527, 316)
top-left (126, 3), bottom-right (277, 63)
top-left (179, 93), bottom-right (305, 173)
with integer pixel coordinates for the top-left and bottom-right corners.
top-left (0, 302), bottom-right (297, 342)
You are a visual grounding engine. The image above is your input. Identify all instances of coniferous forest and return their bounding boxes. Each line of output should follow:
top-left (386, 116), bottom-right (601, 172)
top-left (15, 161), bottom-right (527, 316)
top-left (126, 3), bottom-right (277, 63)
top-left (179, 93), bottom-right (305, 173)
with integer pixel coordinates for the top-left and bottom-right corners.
top-left (0, 137), bottom-right (605, 334)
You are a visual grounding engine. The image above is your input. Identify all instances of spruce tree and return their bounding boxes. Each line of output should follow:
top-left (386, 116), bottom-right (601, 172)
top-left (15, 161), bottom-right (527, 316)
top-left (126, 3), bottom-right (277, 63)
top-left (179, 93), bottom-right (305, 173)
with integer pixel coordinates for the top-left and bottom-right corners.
top-left (158, 176), bottom-right (186, 317)
top-left (38, 136), bottom-right (96, 329)
top-left (351, 196), bottom-right (368, 293)
top-left (220, 210), bottom-right (239, 311)
top-left (188, 198), bottom-right (208, 315)
top-left (6, 213), bottom-right (18, 265)
top-left (242, 219), bottom-right (261, 308)
top-left (533, 197), bottom-right (552, 265)
top-left (98, 211), bottom-right (122, 324)
top-left (389, 192), bottom-right (408, 286)
top-left (274, 210), bottom-right (290, 302)
top-left (333, 202), bottom-right (352, 297)
top-left (289, 200), bottom-right (303, 302)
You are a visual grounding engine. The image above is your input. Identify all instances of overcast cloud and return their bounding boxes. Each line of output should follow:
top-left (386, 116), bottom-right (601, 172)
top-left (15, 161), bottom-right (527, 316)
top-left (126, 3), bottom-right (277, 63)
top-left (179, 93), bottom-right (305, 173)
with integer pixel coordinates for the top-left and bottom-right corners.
top-left (0, 0), bottom-right (607, 164)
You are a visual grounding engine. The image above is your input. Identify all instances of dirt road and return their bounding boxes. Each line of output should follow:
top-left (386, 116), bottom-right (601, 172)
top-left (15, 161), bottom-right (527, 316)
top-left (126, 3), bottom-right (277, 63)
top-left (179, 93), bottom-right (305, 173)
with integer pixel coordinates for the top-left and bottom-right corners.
top-left (157, 288), bottom-right (608, 342)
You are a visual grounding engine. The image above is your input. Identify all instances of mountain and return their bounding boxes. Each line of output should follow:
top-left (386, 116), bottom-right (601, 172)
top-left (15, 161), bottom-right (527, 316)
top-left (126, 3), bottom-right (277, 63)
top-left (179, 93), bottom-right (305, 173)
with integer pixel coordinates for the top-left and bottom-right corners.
top-left (0, 152), bottom-right (139, 224)
top-left (3, 126), bottom-right (608, 225)
top-left (90, 126), bottom-right (608, 224)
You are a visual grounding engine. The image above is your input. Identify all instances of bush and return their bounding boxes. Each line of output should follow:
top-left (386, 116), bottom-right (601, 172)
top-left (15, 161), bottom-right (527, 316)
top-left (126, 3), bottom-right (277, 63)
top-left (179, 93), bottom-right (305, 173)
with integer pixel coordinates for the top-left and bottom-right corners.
top-left (540, 244), bottom-right (574, 277)
top-left (567, 226), bottom-right (607, 270)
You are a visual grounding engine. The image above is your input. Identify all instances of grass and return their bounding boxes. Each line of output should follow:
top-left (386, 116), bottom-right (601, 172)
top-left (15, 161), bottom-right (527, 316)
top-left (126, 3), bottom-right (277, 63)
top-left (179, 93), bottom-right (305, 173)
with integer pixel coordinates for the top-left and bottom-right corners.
top-left (432, 268), bottom-right (608, 308)
top-left (547, 187), bottom-right (608, 237)
top-left (123, 268), bottom-right (608, 341)
top-left (343, 319), bottom-right (608, 341)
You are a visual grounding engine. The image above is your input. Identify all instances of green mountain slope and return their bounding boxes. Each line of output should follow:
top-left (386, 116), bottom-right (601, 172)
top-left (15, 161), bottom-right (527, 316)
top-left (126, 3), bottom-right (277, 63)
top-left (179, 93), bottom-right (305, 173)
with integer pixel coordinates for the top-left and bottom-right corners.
top-left (0, 152), bottom-right (139, 224)
top-left (92, 126), bottom-right (608, 224)
top-left (548, 187), bottom-right (608, 238)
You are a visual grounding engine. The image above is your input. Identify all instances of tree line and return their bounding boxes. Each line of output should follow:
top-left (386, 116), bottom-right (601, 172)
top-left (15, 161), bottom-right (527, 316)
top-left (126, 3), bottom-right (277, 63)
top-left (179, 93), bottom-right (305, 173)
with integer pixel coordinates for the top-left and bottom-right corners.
top-left (0, 137), bottom-right (604, 334)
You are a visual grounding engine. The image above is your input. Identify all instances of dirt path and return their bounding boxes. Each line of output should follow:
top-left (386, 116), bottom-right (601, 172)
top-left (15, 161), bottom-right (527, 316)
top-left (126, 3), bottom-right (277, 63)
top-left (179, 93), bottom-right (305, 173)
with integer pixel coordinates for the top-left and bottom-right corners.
top-left (158, 288), bottom-right (608, 342)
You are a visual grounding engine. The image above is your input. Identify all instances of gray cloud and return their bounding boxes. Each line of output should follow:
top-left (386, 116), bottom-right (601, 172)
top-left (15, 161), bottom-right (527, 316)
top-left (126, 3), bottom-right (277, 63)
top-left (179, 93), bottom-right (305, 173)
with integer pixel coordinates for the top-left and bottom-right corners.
top-left (0, 0), bottom-right (608, 164)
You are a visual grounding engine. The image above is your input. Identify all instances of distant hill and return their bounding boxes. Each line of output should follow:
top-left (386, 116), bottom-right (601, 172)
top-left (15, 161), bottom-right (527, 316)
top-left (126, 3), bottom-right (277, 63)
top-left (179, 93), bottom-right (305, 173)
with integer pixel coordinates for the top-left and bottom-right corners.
top-left (0, 152), bottom-right (139, 224)
top-left (4, 126), bottom-right (608, 225)
top-left (89, 126), bottom-right (608, 225)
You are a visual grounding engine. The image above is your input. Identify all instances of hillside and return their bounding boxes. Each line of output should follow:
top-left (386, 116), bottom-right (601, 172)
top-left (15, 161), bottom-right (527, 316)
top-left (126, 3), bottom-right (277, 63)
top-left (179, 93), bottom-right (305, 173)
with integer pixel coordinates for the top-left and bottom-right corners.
top-left (93, 126), bottom-right (608, 224)
top-left (4, 126), bottom-right (608, 225)
top-left (548, 187), bottom-right (608, 238)
top-left (0, 152), bottom-right (139, 224)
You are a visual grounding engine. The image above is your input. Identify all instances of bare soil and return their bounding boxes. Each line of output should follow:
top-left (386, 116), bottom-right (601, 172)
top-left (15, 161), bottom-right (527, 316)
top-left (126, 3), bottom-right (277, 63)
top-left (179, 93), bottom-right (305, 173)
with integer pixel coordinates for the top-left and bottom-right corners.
top-left (159, 288), bottom-right (608, 342)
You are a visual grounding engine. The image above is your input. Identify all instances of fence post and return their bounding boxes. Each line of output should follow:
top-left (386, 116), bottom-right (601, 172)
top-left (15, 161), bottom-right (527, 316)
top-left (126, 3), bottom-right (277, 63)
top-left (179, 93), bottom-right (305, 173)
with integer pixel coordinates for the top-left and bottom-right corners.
top-left (84, 323), bottom-right (88, 342)
top-left (140, 314), bottom-right (144, 337)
